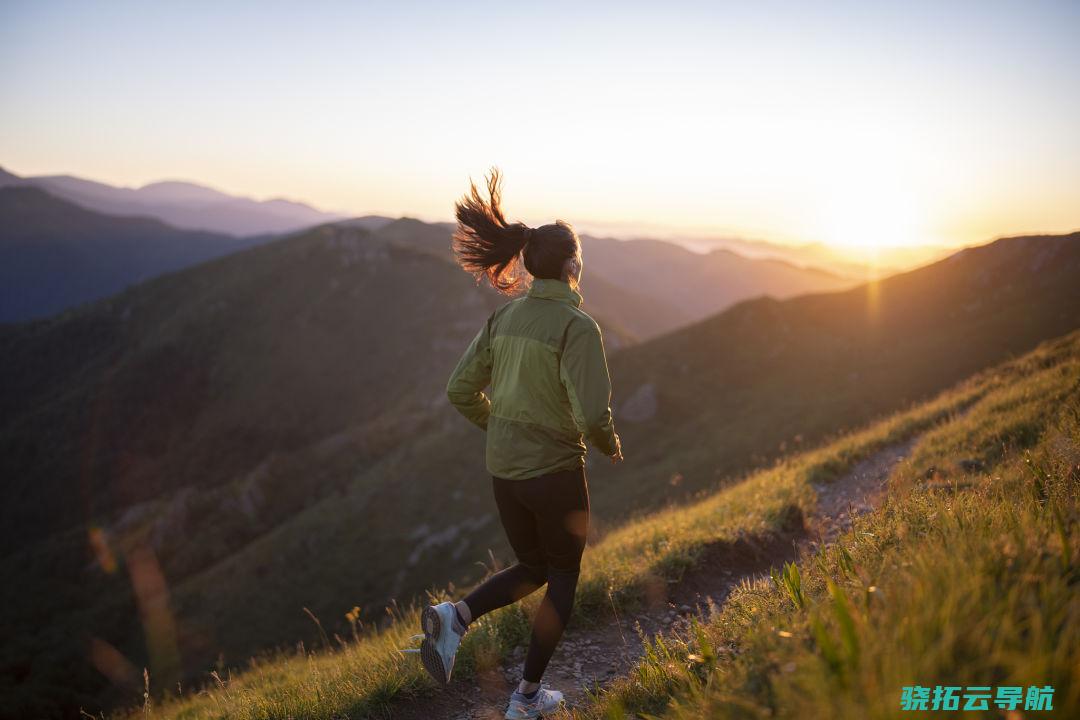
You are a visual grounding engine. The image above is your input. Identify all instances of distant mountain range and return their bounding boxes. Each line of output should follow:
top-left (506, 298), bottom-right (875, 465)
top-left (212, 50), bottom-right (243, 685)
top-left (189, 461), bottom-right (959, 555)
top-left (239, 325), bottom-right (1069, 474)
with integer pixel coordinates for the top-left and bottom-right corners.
top-left (580, 234), bottom-right (855, 334)
top-left (0, 165), bottom-right (385, 236)
top-left (0, 172), bottom-right (858, 333)
top-left (570, 221), bottom-right (956, 279)
top-left (0, 187), bottom-right (272, 322)
top-left (1, 213), bottom-right (1076, 715)
top-left (675, 234), bottom-right (957, 277)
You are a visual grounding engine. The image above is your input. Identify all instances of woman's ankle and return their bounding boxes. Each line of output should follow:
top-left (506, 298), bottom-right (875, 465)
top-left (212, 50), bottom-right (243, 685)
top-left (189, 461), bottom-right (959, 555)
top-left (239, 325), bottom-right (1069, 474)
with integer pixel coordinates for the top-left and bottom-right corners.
top-left (452, 600), bottom-right (472, 633)
top-left (517, 679), bottom-right (541, 696)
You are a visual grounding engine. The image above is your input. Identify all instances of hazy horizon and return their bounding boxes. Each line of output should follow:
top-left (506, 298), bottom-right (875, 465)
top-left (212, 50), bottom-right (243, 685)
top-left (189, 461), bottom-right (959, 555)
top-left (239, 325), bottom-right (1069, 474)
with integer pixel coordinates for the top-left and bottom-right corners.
top-left (2, 160), bottom-right (1066, 271)
top-left (3, 1), bottom-right (1078, 259)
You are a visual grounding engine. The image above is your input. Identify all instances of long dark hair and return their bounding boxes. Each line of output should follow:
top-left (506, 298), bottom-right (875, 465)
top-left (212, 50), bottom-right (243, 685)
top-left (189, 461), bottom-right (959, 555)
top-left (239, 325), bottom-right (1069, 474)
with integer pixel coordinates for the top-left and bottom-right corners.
top-left (452, 167), bottom-right (579, 294)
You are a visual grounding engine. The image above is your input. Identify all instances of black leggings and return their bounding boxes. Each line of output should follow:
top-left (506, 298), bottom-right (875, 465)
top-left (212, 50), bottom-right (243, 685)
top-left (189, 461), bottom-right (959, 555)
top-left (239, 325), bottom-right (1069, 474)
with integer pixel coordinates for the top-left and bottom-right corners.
top-left (462, 466), bottom-right (590, 682)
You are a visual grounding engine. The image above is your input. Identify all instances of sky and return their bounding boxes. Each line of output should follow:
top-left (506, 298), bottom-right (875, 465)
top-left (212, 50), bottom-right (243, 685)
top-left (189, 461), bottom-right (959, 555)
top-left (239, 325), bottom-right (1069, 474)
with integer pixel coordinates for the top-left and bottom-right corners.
top-left (2, 0), bottom-right (1078, 254)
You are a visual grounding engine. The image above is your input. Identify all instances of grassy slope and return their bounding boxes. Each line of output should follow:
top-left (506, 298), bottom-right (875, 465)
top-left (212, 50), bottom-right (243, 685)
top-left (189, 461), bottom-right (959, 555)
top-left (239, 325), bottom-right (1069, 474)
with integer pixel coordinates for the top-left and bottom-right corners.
top-left (569, 330), bottom-right (1080, 719)
top-left (112, 331), bottom-right (1080, 718)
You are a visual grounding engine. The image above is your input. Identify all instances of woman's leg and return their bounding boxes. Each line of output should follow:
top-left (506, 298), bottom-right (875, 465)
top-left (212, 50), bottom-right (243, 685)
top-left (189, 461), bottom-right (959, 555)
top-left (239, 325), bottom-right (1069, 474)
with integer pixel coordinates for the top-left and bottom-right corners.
top-left (460, 466), bottom-right (590, 684)
top-left (461, 475), bottom-right (550, 620)
top-left (516, 467), bottom-right (590, 683)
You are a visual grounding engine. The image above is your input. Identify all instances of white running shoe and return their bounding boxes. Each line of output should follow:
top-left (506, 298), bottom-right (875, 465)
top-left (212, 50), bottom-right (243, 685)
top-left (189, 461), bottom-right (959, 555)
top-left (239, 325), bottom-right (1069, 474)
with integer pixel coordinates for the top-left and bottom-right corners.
top-left (504, 686), bottom-right (565, 719)
top-left (413, 601), bottom-right (466, 684)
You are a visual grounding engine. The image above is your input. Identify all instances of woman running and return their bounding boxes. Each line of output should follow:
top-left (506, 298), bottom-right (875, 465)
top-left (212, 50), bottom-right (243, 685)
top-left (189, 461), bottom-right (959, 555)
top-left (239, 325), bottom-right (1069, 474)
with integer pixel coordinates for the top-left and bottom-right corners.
top-left (416, 168), bottom-right (623, 719)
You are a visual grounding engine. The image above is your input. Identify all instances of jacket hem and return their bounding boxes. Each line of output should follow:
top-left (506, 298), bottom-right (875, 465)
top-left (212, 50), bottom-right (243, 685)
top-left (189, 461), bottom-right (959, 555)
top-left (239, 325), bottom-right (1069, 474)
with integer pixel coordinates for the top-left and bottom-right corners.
top-left (487, 456), bottom-right (585, 481)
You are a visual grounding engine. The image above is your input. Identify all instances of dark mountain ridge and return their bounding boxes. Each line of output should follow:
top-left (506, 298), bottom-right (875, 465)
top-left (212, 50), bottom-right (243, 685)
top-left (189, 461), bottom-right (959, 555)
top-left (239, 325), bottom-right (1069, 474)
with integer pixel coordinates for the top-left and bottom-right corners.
top-left (0, 187), bottom-right (268, 322)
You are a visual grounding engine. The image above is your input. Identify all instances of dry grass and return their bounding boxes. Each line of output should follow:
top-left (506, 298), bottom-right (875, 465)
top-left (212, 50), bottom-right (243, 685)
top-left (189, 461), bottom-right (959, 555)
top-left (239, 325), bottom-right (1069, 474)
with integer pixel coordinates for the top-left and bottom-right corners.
top-left (564, 332), bottom-right (1080, 719)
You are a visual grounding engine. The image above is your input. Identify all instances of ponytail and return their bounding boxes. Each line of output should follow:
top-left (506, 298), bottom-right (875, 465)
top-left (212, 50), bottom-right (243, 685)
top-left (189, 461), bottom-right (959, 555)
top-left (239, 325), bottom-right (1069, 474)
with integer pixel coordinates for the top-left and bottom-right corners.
top-left (452, 167), bottom-right (532, 293)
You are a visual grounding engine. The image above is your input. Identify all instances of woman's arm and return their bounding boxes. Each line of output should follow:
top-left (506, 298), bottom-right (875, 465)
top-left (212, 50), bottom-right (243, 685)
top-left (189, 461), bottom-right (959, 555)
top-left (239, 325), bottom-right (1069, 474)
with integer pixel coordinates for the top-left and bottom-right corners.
top-left (559, 316), bottom-right (620, 456)
top-left (446, 316), bottom-right (494, 429)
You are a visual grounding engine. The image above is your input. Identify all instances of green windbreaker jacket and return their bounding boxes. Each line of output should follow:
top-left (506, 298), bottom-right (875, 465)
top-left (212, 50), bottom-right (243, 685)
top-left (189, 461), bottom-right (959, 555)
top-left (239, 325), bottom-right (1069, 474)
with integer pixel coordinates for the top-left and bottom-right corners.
top-left (446, 278), bottom-right (620, 479)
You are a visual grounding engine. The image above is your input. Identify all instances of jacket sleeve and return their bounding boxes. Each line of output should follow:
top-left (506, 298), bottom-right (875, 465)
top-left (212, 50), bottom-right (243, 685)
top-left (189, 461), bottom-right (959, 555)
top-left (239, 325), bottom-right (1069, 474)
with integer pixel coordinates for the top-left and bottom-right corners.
top-left (446, 314), bottom-right (494, 430)
top-left (559, 316), bottom-right (619, 455)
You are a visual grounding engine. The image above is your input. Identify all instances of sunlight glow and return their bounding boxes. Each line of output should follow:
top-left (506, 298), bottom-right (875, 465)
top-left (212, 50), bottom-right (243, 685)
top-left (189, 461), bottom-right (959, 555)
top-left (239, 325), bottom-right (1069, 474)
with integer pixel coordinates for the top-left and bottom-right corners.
top-left (818, 181), bottom-right (929, 254)
top-left (1, 2), bottom-right (1077, 255)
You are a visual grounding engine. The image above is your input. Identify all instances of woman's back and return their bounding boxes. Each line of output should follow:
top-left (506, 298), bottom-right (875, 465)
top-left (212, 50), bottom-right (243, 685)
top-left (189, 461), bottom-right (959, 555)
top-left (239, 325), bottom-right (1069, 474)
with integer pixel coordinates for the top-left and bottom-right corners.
top-left (447, 277), bottom-right (619, 480)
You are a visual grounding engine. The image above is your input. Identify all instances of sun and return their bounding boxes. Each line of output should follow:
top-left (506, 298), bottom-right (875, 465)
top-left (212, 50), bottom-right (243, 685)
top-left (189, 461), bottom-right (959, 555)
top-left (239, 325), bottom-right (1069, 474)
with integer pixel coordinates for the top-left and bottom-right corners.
top-left (815, 178), bottom-right (929, 261)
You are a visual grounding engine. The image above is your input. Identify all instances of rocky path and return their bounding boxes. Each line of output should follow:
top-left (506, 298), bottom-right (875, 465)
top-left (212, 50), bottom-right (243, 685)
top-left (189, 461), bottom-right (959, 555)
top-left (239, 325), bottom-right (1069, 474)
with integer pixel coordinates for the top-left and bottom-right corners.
top-left (391, 438), bottom-right (915, 719)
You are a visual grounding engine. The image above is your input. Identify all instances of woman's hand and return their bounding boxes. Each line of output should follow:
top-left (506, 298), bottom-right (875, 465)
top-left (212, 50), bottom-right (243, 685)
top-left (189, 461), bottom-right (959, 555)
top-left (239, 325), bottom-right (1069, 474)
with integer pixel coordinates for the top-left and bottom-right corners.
top-left (609, 434), bottom-right (624, 464)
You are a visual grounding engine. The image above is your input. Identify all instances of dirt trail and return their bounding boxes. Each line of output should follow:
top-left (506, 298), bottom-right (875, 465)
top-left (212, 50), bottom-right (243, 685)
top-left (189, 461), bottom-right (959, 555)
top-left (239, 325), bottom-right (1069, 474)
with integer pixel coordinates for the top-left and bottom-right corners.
top-left (391, 439), bottom-right (915, 719)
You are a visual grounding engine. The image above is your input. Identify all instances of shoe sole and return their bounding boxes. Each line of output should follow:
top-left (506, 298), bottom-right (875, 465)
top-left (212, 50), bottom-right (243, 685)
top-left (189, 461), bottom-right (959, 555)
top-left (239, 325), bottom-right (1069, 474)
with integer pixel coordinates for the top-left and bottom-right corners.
top-left (419, 606), bottom-right (448, 684)
top-left (422, 605), bottom-right (442, 638)
top-left (419, 637), bottom-right (448, 684)
top-left (505, 698), bottom-right (566, 719)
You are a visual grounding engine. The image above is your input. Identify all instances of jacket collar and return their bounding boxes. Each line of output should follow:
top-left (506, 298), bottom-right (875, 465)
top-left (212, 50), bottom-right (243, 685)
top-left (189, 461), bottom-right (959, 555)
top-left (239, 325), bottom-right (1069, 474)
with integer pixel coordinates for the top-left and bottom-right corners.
top-left (527, 278), bottom-right (583, 308)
